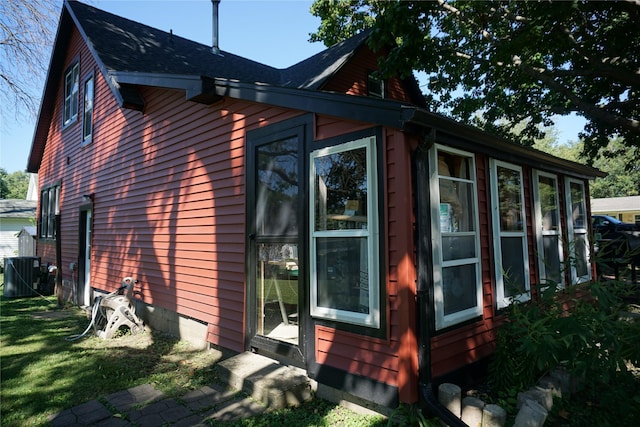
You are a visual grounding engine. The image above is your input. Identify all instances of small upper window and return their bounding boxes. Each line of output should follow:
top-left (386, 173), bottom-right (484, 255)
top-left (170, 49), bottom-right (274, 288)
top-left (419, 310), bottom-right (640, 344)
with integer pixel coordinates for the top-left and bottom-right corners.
top-left (82, 75), bottom-right (94, 144)
top-left (63, 62), bottom-right (79, 126)
top-left (367, 72), bottom-right (385, 98)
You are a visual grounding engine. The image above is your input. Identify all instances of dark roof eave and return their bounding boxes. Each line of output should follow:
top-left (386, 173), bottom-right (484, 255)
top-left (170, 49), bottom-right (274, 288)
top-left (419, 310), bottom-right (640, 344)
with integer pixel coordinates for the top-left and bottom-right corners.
top-left (212, 78), bottom-right (409, 128)
top-left (401, 107), bottom-right (606, 180)
top-left (116, 72), bottom-right (412, 128)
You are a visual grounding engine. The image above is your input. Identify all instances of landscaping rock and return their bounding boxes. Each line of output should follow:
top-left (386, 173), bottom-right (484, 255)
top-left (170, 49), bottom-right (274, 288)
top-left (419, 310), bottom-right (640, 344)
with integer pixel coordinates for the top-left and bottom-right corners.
top-left (517, 386), bottom-right (553, 411)
top-left (438, 383), bottom-right (462, 417)
top-left (461, 396), bottom-right (484, 427)
top-left (514, 399), bottom-right (548, 427)
top-left (482, 404), bottom-right (506, 427)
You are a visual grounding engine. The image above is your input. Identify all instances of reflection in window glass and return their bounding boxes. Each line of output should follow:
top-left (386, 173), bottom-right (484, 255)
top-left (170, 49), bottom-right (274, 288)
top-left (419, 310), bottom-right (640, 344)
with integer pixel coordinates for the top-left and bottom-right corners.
top-left (570, 182), bottom-right (586, 229)
top-left (442, 264), bottom-right (477, 315)
top-left (314, 147), bottom-right (367, 231)
top-left (491, 160), bottom-right (529, 308)
top-left (497, 165), bottom-right (523, 232)
top-left (538, 175), bottom-right (559, 231)
top-left (256, 137), bottom-right (298, 236)
top-left (316, 237), bottom-right (369, 313)
top-left (82, 76), bottom-right (94, 142)
top-left (501, 236), bottom-right (526, 297)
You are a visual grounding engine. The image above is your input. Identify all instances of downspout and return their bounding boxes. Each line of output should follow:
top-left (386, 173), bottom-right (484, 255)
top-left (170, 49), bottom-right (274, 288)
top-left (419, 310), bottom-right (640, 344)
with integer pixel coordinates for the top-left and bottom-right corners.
top-left (413, 128), bottom-right (468, 427)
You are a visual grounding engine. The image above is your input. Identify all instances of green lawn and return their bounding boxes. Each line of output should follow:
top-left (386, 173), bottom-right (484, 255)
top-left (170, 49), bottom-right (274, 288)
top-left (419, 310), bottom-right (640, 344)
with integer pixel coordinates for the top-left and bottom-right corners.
top-left (0, 278), bottom-right (393, 427)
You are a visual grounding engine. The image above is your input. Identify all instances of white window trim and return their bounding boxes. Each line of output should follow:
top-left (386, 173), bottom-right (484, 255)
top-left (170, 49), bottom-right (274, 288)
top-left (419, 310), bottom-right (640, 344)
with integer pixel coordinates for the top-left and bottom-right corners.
top-left (490, 159), bottom-right (530, 309)
top-left (430, 144), bottom-right (482, 330)
top-left (532, 170), bottom-right (565, 289)
top-left (564, 178), bottom-right (592, 284)
top-left (309, 136), bottom-right (380, 328)
top-left (63, 62), bottom-right (79, 126)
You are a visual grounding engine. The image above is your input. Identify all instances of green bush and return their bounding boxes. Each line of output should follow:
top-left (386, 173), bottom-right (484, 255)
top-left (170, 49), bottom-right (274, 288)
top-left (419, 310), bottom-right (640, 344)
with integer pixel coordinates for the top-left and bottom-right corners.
top-left (489, 280), bottom-right (640, 425)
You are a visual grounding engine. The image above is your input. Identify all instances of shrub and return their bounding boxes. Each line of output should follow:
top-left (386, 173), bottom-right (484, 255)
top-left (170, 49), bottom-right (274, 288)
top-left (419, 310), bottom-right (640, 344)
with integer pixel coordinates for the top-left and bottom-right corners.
top-left (489, 279), bottom-right (640, 425)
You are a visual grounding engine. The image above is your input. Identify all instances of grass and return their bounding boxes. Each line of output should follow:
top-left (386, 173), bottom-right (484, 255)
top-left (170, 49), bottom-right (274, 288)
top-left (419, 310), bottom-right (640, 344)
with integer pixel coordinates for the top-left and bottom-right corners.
top-left (0, 278), bottom-right (391, 427)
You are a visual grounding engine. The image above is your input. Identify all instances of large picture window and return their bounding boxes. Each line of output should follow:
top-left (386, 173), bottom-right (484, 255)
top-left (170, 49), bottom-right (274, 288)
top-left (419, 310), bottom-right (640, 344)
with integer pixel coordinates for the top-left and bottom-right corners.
top-left (431, 145), bottom-right (482, 329)
top-left (565, 178), bottom-right (591, 284)
top-left (40, 184), bottom-right (60, 239)
top-left (310, 136), bottom-right (380, 328)
top-left (490, 160), bottom-right (530, 309)
top-left (63, 62), bottom-right (79, 126)
top-left (532, 170), bottom-right (564, 288)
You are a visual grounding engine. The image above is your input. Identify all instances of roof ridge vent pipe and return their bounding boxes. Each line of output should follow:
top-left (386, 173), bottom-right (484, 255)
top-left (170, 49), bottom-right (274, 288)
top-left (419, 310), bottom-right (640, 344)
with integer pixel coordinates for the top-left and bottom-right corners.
top-left (211, 0), bottom-right (221, 55)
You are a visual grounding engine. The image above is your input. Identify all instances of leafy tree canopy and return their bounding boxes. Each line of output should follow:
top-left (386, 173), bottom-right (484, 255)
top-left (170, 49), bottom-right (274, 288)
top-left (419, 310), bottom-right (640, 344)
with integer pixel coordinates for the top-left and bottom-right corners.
top-left (310, 0), bottom-right (639, 164)
top-left (0, 168), bottom-right (30, 199)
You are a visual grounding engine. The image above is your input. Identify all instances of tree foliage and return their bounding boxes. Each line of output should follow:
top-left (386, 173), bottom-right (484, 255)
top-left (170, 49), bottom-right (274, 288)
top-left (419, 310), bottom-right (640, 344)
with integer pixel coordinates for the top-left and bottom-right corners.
top-left (309, 0), bottom-right (640, 163)
top-left (0, 168), bottom-right (30, 199)
top-left (0, 0), bottom-right (58, 121)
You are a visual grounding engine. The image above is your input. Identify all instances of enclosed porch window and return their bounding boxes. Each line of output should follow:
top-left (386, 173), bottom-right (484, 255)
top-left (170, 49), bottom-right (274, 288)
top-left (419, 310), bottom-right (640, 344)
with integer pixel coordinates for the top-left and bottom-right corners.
top-left (310, 136), bottom-right (380, 328)
top-left (430, 145), bottom-right (482, 330)
top-left (532, 170), bottom-right (564, 288)
top-left (490, 160), bottom-right (530, 308)
top-left (565, 178), bottom-right (591, 284)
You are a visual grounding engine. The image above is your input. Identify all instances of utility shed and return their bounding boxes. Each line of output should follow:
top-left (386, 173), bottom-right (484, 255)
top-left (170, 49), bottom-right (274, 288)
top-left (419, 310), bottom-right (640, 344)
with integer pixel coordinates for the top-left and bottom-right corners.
top-left (0, 200), bottom-right (37, 265)
top-left (18, 226), bottom-right (37, 257)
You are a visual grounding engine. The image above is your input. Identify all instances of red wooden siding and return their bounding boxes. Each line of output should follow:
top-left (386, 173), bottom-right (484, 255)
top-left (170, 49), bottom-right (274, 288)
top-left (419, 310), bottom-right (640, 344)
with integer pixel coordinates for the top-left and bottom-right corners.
top-left (313, 128), bottom-right (419, 402)
top-left (36, 25), bottom-right (304, 353)
top-left (322, 45), bottom-right (413, 103)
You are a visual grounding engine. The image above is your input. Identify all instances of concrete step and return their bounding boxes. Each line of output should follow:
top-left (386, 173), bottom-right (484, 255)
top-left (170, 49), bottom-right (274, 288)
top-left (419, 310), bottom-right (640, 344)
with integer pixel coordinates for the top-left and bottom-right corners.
top-left (217, 352), bottom-right (312, 410)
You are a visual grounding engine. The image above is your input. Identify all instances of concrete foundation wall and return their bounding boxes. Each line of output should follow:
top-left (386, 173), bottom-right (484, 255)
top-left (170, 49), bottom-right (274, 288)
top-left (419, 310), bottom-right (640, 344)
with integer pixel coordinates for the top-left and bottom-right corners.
top-left (135, 301), bottom-right (208, 349)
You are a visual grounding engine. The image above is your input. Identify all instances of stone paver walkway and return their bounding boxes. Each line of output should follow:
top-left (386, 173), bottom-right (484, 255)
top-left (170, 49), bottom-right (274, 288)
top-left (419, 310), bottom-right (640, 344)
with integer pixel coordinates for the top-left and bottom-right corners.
top-left (48, 383), bottom-right (266, 426)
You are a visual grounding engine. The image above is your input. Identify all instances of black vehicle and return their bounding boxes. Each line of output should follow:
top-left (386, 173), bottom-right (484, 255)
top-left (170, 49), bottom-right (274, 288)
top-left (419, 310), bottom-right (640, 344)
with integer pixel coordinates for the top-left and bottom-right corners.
top-left (592, 214), bottom-right (638, 238)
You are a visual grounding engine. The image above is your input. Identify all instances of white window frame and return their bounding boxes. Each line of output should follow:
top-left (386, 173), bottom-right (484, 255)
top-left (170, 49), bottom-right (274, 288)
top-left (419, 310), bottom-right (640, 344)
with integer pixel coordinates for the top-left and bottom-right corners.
top-left (490, 159), bottom-right (530, 309)
top-left (532, 170), bottom-right (564, 289)
top-left (430, 144), bottom-right (482, 329)
top-left (63, 62), bottom-right (79, 126)
top-left (82, 73), bottom-right (94, 144)
top-left (564, 178), bottom-right (592, 284)
top-left (309, 136), bottom-right (380, 328)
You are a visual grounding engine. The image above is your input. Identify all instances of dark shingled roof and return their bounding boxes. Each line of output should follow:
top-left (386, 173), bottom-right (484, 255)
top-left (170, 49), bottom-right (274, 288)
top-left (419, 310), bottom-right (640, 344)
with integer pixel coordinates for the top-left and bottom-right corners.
top-left (69, 0), bottom-right (367, 90)
top-left (0, 200), bottom-right (37, 218)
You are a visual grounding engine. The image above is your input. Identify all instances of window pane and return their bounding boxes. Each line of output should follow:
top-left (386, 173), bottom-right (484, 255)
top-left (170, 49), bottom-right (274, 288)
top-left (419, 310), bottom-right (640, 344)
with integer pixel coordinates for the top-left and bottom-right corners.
top-left (256, 137), bottom-right (298, 236)
top-left (438, 151), bottom-right (471, 179)
top-left (542, 235), bottom-right (562, 284)
top-left (83, 77), bottom-right (94, 140)
top-left (316, 237), bottom-right (369, 314)
top-left (574, 234), bottom-right (589, 278)
top-left (501, 236), bottom-right (526, 297)
top-left (569, 182), bottom-right (586, 229)
top-left (439, 180), bottom-right (476, 232)
top-left (256, 243), bottom-right (298, 344)
top-left (40, 191), bottom-right (49, 237)
top-left (442, 264), bottom-right (477, 315)
top-left (442, 236), bottom-right (476, 261)
top-left (314, 147), bottom-right (367, 231)
top-left (538, 175), bottom-right (559, 231)
top-left (497, 166), bottom-right (523, 232)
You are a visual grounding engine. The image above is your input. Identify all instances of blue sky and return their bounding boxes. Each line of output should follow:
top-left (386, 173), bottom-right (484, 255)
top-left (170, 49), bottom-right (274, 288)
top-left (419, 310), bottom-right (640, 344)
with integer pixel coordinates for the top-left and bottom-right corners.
top-left (0, 0), bottom-right (585, 174)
